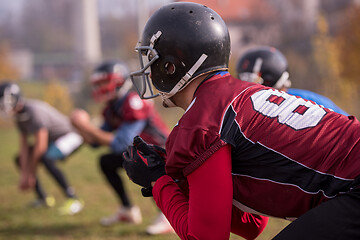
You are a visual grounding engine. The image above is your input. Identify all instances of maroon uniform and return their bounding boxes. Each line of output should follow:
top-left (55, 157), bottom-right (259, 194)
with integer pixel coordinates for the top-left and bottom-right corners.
top-left (125, 2), bottom-right (360, 238)
top-left (165, 72), bottom-right (360, 220)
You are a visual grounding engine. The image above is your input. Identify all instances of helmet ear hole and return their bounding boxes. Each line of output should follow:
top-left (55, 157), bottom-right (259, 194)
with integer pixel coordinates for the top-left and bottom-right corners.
top-left (164, 62), bottom-right (176, 75)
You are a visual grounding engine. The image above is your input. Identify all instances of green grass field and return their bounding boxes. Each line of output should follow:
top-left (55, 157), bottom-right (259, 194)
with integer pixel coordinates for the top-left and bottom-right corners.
top-left (0, 126), bottom-right (289, 240)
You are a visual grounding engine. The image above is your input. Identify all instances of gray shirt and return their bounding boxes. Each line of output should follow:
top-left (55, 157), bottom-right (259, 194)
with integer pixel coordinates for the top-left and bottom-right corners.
top-left (16, 99), bottom-right (73, 142)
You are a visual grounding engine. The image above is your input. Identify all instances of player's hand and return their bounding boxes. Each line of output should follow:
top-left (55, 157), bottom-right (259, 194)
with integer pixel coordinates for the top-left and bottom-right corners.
top-left (18, 173), bottom-right (36, 191)
top-left (70, 109), bottom-right (90, 129)
top-left (19, 174), bottom-right (28, 190)
top-left (123, 136), bottom-right (166, 195)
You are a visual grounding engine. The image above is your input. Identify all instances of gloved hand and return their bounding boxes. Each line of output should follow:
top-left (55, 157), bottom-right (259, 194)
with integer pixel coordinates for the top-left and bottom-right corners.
top-left (123, 136), bottom-right (166, 196)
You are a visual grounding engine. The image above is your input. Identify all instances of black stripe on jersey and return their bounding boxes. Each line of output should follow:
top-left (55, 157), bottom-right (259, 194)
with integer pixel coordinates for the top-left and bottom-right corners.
top-left (219, 104), bottom-right (240, 147)
top-left (220, 105), bottom-right (355, 198)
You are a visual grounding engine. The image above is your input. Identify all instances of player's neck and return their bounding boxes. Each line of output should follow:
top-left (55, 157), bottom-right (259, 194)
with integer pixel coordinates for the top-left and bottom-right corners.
top-left (171, 75), bottom-right (208, 110)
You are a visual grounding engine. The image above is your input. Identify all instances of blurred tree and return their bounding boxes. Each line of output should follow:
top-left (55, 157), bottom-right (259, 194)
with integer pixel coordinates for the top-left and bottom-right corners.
top-left (334, 4), bottom-right (360, 116)
top-left (42, 80), bottom-right (73, 115)
top-left (0, 42), bottom-right (19, 81)
top-left (99, 15), bottom-right (138, 61)
top-left (312, 13), bottom-right (356, 116)
top-left (283, 50), bottom-right (314, 90)
top-left (336, 5), bottom-right (360, 85)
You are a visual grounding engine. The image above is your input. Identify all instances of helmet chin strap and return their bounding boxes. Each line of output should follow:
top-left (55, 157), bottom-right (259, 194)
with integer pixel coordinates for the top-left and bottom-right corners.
top-left (160, 54), bottom-right (208, 108)
top-left (161, 96), bottom-right (176, 108)
top-left (273, 71), bottom-right (291, 89)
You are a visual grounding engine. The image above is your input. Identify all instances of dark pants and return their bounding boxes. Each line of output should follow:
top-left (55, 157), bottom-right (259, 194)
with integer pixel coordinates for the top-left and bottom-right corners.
top-left (15, 146), bottom-right (76, 200)
top-left (99, 152), bottom-right (131, 207)
top-left (273, 187), bottom-right (360, 240)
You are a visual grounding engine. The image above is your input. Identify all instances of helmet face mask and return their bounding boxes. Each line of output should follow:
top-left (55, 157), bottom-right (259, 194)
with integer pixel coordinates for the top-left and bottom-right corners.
top-left (0, 82), bottom-right (22, 117)
top-left (130, 44), bottom-right (160, 99)
top-left (91, 61), bottom-right (129, 102)
top-left (130, 2), bottom-right (231, 107)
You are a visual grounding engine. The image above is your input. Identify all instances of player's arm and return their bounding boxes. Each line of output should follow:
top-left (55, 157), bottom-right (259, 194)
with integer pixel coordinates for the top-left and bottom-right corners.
top-left (78, 121), bottom-right (114, 146)
top-left (29, 128), bottom-right (48, 176)
top-left (19, 128), bottom-right (48, 190)
top-left (74, 127), bottom-right (99, 145)
top-left (123, 140), bottom-right (268, 239)
top-left (70, 108), bottom-right (114, 145)
top-left (18, 133), bottom-right (30, 190)
top-left (173, 144), bottom-right (232, 239)
top-left (153, 145), bottom-right (267, 239)
top-left (153, 145), bottom-right (268, 239)
top-left (31, 127), bottom-right (48, 166)
top-left (18, 133), bottom-right (29, 172)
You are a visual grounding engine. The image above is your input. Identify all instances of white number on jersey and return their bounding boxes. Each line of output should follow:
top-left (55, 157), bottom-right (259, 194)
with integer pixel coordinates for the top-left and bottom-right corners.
top-left (250, 89), bottom-right (326, 130)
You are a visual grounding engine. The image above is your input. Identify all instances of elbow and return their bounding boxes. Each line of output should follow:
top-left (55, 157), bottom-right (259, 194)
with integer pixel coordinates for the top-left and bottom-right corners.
top-left (246, 216), bottom-right (269, 240)
top-left (231, 214), bottom-right (269, 240)
top-left (256, 215), bottom-right (269, 236)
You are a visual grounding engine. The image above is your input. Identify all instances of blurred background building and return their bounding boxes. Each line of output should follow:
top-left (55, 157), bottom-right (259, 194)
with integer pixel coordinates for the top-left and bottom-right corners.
top-left (0, 0), bottom-right (360, 116)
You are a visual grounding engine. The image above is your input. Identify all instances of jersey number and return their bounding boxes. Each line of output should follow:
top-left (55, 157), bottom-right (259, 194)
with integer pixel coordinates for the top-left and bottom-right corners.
top-left (250, 89), bottom-right (326, 130)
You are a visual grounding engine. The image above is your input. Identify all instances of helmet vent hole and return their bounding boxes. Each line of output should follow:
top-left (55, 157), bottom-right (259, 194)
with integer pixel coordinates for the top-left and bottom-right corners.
top-left (189, 10), bottom-right (193, 13)
top-left (211, 16), bottom-right (214, 20)
top-left (171, 7), bottom-right (175, 10)
top-left (164, 62), bottom-right (176, 75)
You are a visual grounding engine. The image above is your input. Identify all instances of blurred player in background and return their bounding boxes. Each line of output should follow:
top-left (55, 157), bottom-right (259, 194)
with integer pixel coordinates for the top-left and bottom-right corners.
top-left (236, 46), bottom-right (348, 115)
top-left (70, 60), bottom-right (173, 235)
top-left (0, 81), bottom-right (84, 215)
top-left (123, 2), bottom-right (360, 240)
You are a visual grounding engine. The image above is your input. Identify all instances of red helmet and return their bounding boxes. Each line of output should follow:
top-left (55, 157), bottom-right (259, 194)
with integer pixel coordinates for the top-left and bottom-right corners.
top-left (91, 61), bottom-right (129, 102)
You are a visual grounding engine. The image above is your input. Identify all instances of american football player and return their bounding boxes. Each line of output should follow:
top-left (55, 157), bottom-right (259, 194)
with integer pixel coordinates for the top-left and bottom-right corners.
top-left (70, 60), bottom-right (173, 235)
top-left (0, 81), bottom-right (84, 215)
top-left (123, 2), bottom-right (360, 240)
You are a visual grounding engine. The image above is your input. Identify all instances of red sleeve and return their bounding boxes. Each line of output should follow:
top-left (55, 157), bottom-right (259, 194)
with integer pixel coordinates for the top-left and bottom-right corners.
top-left (153, 145), bottom-right (268, 240)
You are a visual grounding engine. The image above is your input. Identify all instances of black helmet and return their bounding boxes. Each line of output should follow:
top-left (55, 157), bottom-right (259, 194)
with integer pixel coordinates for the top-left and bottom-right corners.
top-left (0, 81), bottom-right (22, 115)
top-left (236, 46), bottom-right (291, 89)
top-left (90, 60), bottom-right (130, 102)
top-left (130, 2), bottom-right (230, 107)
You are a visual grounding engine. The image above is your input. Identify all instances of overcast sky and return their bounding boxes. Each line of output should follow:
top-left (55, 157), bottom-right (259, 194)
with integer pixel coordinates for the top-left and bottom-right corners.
top-left (0, 0), bottom-right (173, 22)
top-left (98, 0), bottom-right (172, 18)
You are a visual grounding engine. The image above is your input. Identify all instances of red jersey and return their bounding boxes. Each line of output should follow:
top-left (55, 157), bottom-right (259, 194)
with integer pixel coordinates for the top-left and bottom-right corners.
top-left (165, 72), bottom-right (360, 219)
top-left (102, 91), bottom-right (169, 147)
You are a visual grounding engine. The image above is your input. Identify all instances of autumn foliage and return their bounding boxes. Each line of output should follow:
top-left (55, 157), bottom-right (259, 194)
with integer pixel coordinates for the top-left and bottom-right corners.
top-left (42, 80), bottom-right (74, 115)
top-left (0, 43), bottom-right (19, 82)
top-left (312, 8), bottom-right (360, 116)
top-left (336, 6), bottom-right (360, 84)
